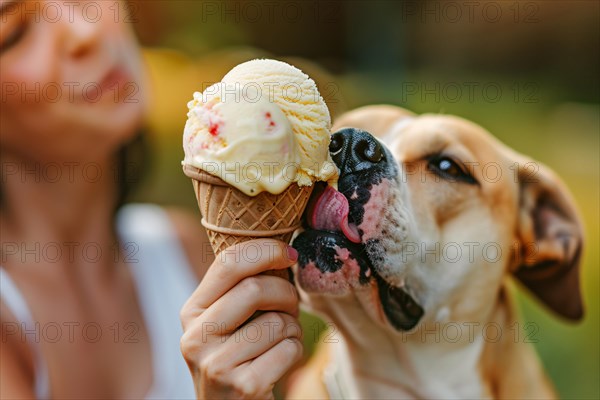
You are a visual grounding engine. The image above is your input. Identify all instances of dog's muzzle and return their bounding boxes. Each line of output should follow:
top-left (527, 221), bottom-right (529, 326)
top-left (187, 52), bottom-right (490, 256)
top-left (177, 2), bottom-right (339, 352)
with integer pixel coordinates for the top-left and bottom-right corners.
top-left (293, 128), bottom-right (424, 331)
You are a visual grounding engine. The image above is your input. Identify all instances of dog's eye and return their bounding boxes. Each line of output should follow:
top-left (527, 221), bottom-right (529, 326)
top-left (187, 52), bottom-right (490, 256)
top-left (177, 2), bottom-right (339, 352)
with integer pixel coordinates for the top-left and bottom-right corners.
top-left (427, 156), bottom-right (477, 184)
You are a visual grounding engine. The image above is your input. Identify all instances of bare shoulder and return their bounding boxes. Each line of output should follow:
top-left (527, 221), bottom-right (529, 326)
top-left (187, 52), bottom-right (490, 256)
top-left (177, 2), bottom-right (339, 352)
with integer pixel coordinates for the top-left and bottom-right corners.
top-left (163, 207), bottom-right (214, 282)
top-left (0, 302), bottom-right (36, 398)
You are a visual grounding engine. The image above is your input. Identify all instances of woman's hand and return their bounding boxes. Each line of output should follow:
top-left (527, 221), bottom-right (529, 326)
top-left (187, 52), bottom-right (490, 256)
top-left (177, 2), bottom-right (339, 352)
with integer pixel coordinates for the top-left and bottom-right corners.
top-left (180, 239), bottom-right (303, 399)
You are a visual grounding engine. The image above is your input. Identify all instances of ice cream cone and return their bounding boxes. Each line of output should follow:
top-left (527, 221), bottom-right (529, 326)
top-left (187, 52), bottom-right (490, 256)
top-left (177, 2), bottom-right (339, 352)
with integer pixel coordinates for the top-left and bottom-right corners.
top-left (183, 164), bottom-right (313, 280)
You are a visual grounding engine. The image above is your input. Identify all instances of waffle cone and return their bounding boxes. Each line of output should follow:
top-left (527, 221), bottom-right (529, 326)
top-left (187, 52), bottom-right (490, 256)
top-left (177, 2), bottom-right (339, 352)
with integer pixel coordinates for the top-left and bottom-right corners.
top-left (183, 164), bottom-right (312, 280)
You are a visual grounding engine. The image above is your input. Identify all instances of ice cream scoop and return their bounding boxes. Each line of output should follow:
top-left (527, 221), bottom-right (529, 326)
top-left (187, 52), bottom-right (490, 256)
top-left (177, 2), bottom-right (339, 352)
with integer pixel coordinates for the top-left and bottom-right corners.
top-left (182, 59), bottom-right (337, 196)
top-left (183, 87), bottom-right (299, 195)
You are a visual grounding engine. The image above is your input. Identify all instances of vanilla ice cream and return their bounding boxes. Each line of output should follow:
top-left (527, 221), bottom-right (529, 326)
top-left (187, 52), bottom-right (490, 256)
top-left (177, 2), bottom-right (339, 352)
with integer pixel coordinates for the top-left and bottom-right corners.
top-left (182, 59), bottom-right (337, 196)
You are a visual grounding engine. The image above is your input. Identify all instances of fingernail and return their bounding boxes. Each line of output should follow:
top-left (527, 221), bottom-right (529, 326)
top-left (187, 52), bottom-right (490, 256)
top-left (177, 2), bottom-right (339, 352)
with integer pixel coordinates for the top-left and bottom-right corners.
top-left (287, 246), bottom-right (298, 262)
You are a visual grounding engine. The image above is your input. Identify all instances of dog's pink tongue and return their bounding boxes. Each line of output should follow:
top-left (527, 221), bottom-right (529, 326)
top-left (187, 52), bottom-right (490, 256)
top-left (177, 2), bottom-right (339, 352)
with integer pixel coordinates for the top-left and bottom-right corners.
top-left (307, 184), bottom-right (361, 243)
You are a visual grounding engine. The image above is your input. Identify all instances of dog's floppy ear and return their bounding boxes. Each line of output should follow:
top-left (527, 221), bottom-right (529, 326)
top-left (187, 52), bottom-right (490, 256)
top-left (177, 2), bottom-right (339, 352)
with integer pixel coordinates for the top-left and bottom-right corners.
top-left (513, 159), bottom-right (584, 320)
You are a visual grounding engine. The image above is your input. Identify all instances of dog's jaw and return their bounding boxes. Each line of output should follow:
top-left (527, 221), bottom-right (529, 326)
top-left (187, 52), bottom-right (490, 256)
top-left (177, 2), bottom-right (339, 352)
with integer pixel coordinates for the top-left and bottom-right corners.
top-left (294, 230), bottom-right (372, 294)
top-left (293, 130), bottom-right (426, 332)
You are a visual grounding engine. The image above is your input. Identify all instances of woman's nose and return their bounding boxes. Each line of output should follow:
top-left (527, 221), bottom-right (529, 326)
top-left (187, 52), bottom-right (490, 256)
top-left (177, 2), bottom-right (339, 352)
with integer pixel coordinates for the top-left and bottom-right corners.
top-left (59, 3), bottom-right (102, 59)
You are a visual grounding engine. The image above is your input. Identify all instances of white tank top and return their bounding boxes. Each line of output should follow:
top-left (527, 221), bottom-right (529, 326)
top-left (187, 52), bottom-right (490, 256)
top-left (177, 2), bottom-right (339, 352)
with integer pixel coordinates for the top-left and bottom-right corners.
top-left (0, 204), bottom-right (198, 399)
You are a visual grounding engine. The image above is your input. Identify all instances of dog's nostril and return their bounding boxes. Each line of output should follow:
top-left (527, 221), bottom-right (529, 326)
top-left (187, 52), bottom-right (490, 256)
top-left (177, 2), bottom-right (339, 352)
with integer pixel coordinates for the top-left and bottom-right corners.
top-left (356, 139), bottom-right (383, 163)
top-left (329, 133), bottom-right (344, 154)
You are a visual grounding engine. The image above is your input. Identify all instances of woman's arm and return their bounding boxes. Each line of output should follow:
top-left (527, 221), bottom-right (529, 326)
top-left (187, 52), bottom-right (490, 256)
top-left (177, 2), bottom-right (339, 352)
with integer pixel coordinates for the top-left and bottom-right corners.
top-left (0, 304), bottom-right (36, 399)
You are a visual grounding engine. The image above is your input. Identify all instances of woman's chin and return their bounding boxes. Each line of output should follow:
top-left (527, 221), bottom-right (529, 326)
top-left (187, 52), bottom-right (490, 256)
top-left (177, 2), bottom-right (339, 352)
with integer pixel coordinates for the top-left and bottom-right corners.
top-left (71, 97), bottom-right (146, 152)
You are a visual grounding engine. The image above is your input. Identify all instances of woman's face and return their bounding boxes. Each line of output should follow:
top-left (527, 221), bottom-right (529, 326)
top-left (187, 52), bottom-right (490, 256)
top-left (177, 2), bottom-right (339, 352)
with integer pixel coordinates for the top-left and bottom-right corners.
top-left (0, 0), bottom-right (147, 161)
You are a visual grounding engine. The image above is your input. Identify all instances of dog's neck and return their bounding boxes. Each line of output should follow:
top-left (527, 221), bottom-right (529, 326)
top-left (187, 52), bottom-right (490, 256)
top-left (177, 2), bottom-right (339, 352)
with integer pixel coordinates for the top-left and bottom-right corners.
top-left (306, 292), bottom-right (500, 399)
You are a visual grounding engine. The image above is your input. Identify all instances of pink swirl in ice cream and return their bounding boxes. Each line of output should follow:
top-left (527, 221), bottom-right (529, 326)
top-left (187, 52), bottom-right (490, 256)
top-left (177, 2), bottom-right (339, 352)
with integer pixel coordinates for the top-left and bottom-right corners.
top-left (182, 59), bottom-right (337, 196)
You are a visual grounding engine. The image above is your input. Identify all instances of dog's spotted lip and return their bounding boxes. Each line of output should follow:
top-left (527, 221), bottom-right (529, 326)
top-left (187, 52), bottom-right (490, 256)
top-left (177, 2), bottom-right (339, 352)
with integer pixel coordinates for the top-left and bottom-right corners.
top-left (374, 272), bottom-right (424, 331)
top-left (294, 229), bottom-right (424, 331)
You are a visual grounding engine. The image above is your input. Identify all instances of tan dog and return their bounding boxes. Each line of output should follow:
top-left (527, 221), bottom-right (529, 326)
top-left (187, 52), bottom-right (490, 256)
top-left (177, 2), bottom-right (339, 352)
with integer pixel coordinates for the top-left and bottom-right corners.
top-left (287, 105), bottom-right (583, 399)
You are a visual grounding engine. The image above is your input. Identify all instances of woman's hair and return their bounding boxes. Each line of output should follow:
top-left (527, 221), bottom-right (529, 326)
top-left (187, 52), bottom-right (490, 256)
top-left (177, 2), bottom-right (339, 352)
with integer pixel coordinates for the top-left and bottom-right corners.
top-left (115, 129), bottom-right (150, 211)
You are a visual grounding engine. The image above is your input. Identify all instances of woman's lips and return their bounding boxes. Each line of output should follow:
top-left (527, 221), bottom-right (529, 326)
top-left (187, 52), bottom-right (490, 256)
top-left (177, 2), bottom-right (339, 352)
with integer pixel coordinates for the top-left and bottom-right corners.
top-left (305, 182), bottom-right (362, 243)
top-left (99, 66), bottom-right (131, 92)
top-left (75, 66), bottom-right (133, 103)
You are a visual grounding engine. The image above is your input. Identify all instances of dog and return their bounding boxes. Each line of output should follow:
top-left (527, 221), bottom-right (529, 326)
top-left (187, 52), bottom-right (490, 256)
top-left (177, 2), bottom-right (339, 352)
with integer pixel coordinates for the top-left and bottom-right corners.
top-left (287, 105), bottom-right (584, 399)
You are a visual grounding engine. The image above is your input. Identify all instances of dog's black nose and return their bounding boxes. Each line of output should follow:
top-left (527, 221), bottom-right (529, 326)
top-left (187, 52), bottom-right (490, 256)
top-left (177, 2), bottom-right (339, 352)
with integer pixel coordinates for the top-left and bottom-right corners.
top-left (330, 128), bottom-right (384, 173)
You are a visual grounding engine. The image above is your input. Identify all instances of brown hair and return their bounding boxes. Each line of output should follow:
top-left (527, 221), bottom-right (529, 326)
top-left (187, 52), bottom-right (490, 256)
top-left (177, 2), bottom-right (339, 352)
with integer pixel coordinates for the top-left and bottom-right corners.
top-left (114, 129), bottom-right (150, 210)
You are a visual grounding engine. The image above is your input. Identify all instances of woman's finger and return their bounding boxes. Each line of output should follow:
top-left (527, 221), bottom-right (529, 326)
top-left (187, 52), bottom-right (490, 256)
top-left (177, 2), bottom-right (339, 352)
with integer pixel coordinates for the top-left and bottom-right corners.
top-left (180, 239), bottom-right (297, 329)
top-left (200, 337), bottom-right (303, 399)
top-left (184, 274), bottom-right (299, 341)
top-left (212, 312), bottom-right (302, 367)
top-left (238, 337), bottom-right (304, 395)
top-left (205, 240), bottom-right (296, 298)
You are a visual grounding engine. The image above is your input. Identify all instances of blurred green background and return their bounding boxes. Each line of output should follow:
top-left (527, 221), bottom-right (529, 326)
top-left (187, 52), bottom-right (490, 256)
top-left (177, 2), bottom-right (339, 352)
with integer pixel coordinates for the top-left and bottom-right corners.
top-left (128, 1), bottom-right (599, 398)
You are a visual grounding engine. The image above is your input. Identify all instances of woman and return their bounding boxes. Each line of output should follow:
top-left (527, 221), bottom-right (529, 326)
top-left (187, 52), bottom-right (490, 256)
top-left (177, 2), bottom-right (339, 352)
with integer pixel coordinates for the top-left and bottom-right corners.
top-left (0, 1), bottom-right (302, 398)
